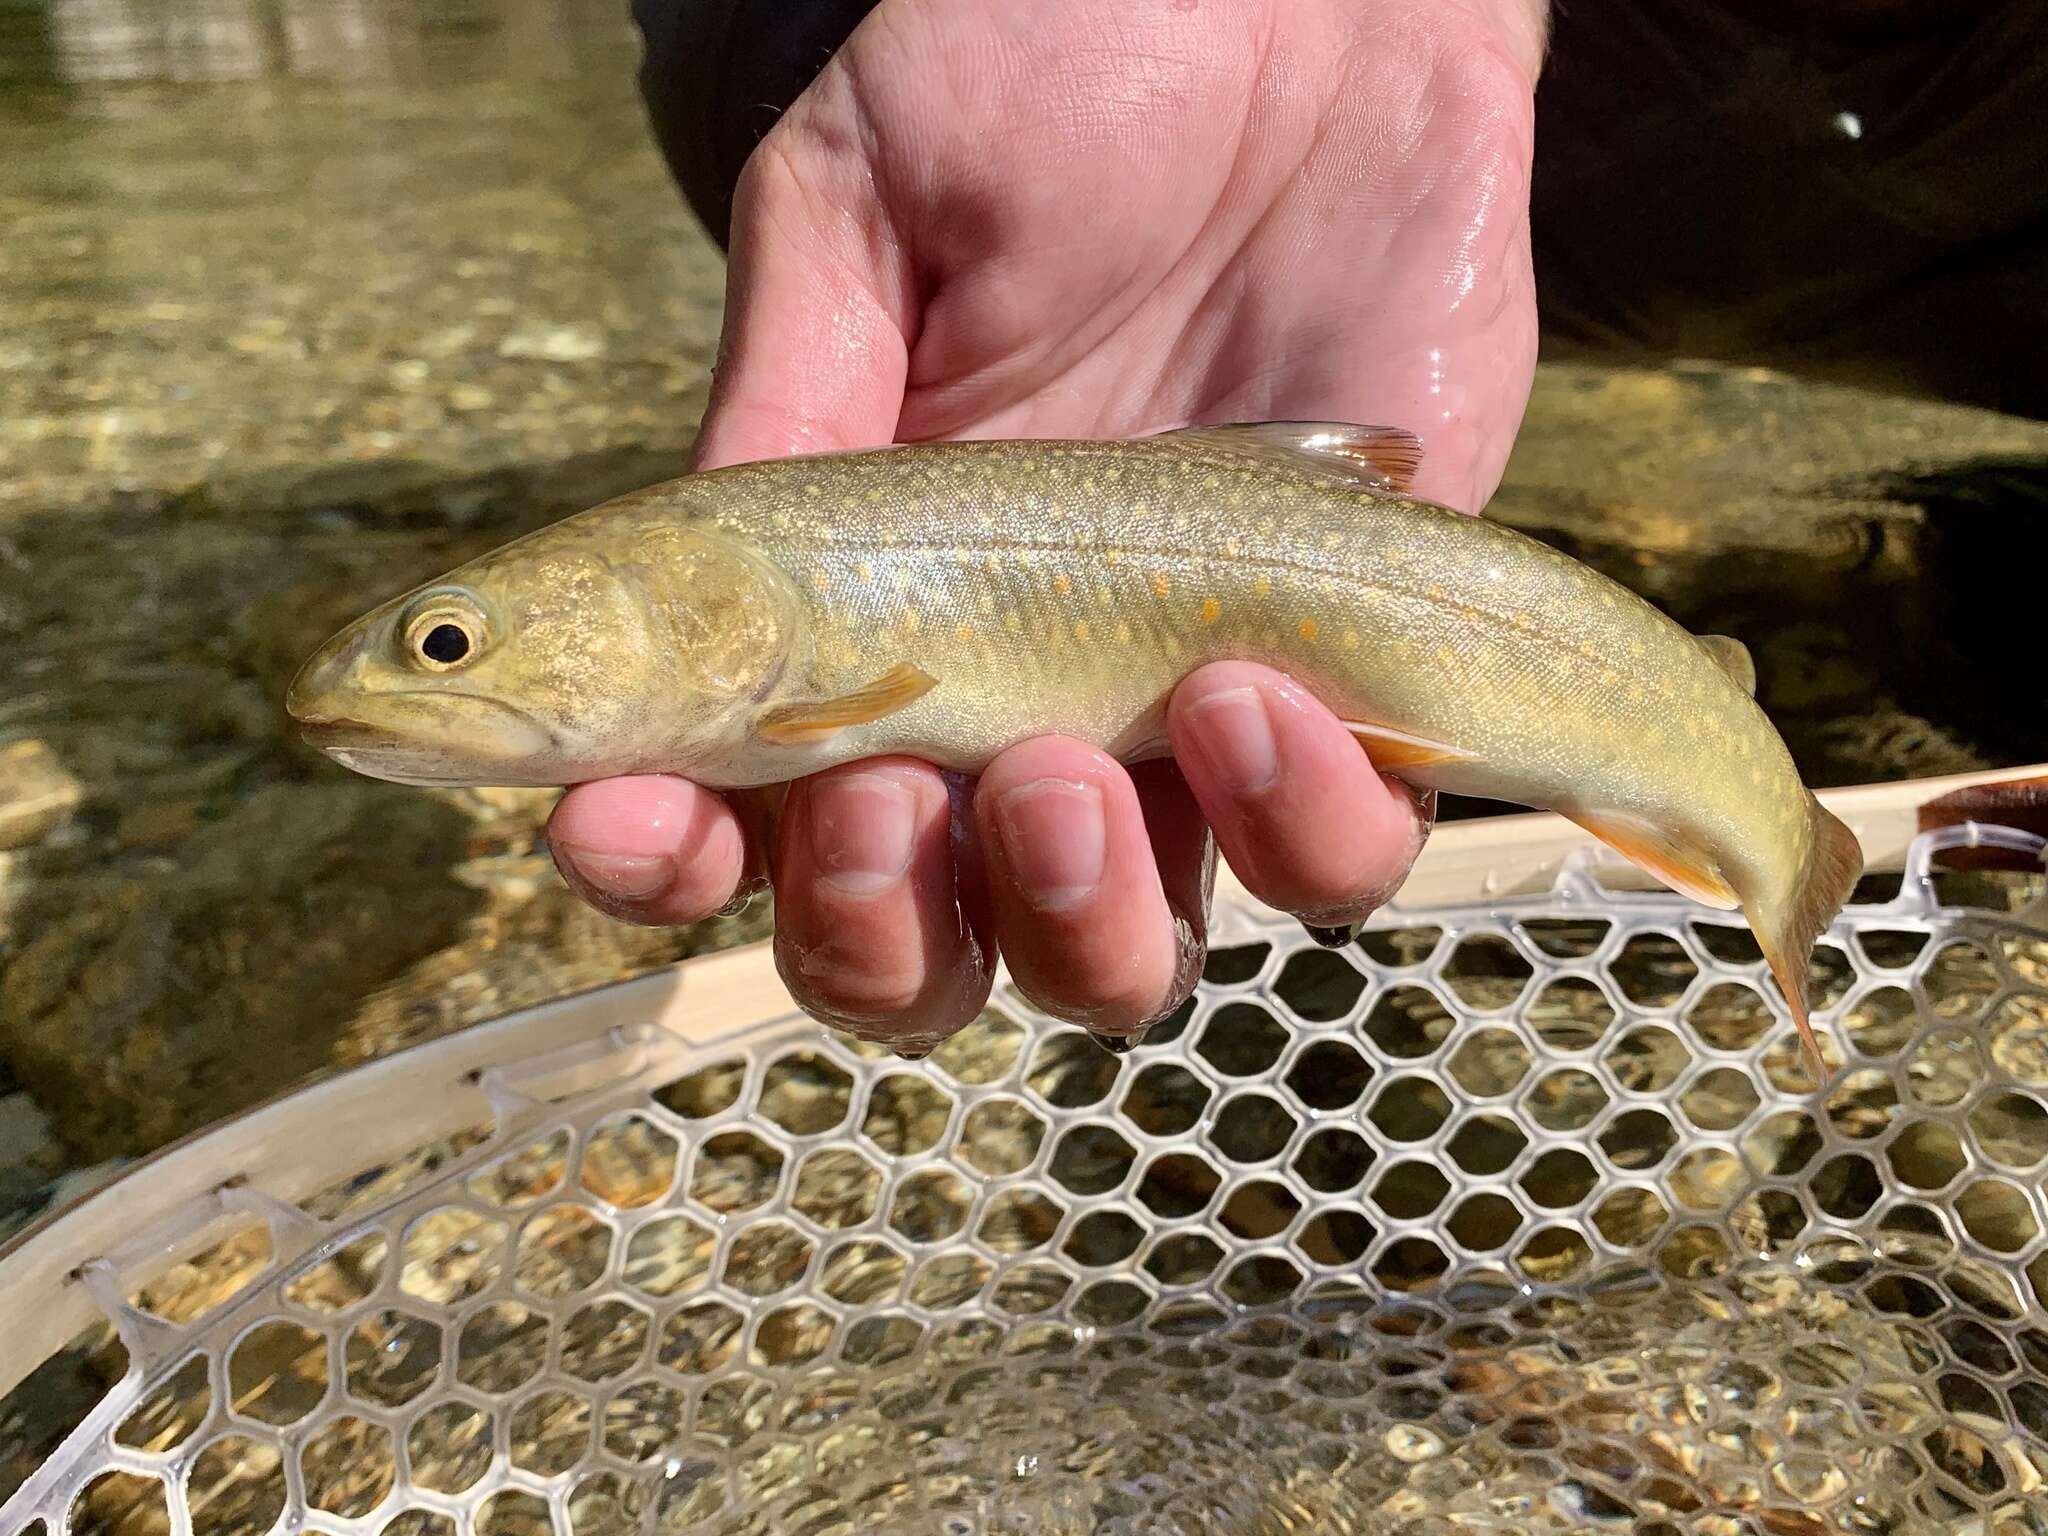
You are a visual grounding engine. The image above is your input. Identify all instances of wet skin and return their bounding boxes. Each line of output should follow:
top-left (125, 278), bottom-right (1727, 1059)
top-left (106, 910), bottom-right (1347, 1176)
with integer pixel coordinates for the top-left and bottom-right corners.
top-left (549, 0), bottom-right (1542, 1049)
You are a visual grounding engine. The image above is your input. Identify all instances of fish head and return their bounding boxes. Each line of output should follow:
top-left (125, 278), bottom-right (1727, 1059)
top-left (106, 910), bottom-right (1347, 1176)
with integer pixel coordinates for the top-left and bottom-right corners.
top-left (287, 521), bottom-right (803, 787)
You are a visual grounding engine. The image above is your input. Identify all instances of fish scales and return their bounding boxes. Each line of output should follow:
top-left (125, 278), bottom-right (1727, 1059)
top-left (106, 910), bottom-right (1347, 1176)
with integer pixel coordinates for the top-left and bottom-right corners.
top-left (288, 423), bottom-right (1860, 1066)
top-left (699, 440), bottom-right (1755, 821)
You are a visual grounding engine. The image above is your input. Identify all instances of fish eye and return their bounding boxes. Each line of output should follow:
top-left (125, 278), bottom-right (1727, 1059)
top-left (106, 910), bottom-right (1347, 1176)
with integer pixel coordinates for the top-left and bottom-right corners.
top-left (400, 592), bottom-right (490, 672)
top-left (421, 623), bottom-right (471, 665)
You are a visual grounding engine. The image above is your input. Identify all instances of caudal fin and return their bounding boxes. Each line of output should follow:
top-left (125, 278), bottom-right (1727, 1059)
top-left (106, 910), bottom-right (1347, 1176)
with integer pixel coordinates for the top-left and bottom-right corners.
top-left (1753, 795), bottom-right (1864, 1074)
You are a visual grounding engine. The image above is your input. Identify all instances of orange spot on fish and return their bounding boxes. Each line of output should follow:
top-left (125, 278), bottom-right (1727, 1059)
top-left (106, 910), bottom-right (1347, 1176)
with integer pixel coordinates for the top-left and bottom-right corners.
top-left (1052, 574), bottom-right (1072, 596)
top-left (1298, 619), bottom-right (1319, 642)
top-left (1200, 598), bottom-right (1220, 625)
top-left (1149, 571), bottom-right (1171, 598)
top-left (1072, 620), bottom-right (1091, 641)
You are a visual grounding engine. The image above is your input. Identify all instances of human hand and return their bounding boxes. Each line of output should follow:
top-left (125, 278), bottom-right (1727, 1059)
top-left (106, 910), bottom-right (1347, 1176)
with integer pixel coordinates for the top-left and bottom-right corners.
top-left (549, 0), bottom-right (1542, 1053)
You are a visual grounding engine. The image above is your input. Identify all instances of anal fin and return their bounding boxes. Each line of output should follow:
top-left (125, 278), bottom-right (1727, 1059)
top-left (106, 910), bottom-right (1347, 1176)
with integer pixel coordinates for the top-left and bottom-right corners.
top-left (758, 662), bottom-right (937, 746)
top-left (1341, 719), bottom-right (1476, 771)
top-left (1566, 810), bottom-right (1740, 910)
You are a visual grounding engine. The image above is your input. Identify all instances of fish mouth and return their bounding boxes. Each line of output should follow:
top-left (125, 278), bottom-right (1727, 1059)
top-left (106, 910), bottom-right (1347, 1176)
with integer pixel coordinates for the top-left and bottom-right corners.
top-left (294, 715), bottom-right (407, 751)
top-left (292, 691), bottom-right (557, 786)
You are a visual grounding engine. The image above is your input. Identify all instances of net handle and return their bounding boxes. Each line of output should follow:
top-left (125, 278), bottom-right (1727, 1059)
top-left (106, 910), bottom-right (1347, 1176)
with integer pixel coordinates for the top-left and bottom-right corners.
top-left (2, 761), bottom-right (2041, 1399)
top-left (1292, 762), bottom-right (2048, 917)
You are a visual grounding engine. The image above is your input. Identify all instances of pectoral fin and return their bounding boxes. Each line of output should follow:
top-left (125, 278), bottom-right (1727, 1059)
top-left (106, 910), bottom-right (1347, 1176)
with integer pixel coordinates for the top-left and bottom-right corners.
top-left (1698, 635), bottom-right (1757, 696)
top-left (757, 663), bottom-right (937, 746)
top-left (1341, 719), bottom-right (1476, 770)
top-left (1566, 810), bottom-right (1740, 909)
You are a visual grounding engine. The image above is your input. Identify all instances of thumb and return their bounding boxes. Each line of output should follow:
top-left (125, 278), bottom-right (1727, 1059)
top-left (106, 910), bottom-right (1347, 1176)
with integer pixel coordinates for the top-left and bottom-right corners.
top-left (689, 125), bottom-right (916, 472)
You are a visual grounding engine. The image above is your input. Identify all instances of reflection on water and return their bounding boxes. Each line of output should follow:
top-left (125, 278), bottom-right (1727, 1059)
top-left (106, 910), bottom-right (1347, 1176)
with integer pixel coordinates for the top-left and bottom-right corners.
top-left (7, 0), bottom-right (612, 90)
top-left (1, 0), bottom-right (2047, 1231)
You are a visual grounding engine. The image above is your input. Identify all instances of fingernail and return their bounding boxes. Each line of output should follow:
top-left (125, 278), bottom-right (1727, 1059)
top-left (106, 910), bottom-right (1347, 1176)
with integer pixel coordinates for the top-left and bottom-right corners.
top-left (1302, 922), bottom-right (1355, 948)
top-left (892, 1042), bottom-right (934, 1062)
top-left (1088, 1028), bottom-right (1145, 1056)
top-left (808, 771), bottom-right (917, 896)
top-left (996, 778), bottom-right (1106, 911)
top-left (552, 844), bottom-right (675, 903)
top-left (1183, 684), bottom-right (1278, 794)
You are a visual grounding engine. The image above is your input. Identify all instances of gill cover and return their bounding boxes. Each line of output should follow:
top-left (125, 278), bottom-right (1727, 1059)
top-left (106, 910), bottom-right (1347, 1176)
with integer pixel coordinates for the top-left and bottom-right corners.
top-left (617, 524), bottom-right (808, 704)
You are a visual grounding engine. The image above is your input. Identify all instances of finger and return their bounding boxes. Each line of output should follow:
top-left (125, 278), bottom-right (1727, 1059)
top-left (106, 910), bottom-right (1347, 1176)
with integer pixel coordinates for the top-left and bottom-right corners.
top-left (1124, 756), bottom-right (1218, 1043)
top-left (689, 75), bottom-right (914, 471)
top-left (547, 775), bottom-right (747, 927)
top-left (771, 758), bottom-right (995, 1055)
top-left (974, 738), bottom-right (1190, 1037)
top-left (1169, 662), bottom-right (1433, 941)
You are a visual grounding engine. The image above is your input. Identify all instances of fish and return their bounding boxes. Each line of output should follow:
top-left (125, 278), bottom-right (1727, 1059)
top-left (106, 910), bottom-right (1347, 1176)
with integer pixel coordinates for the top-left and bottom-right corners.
top-left (287, 422), bottom-right (1862, 1066)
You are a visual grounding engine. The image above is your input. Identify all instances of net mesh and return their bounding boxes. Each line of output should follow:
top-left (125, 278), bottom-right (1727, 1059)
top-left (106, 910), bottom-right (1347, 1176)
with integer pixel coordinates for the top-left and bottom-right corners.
top-left (9, 829), bottom-right (2048, 1535)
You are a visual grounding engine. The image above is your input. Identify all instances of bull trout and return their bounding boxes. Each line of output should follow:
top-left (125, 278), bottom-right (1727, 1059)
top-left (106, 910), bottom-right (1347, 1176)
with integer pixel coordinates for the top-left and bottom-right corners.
top-left (288, 423), bottom-right (1861, 1064)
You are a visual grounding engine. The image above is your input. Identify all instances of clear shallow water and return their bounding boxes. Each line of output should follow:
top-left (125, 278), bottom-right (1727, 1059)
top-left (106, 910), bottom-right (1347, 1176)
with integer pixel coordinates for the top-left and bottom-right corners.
top-left (586, 1267), bottom-right (2048, 1536)
top-left (95, 1255), bottom-right (2048, 1536)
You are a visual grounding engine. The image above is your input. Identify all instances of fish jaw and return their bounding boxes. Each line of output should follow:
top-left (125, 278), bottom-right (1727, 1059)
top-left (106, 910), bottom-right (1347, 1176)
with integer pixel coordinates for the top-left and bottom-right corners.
top-left (291, 690), bottom-right (560, 786)
top-left (288, 630), bottom-right (562, 787)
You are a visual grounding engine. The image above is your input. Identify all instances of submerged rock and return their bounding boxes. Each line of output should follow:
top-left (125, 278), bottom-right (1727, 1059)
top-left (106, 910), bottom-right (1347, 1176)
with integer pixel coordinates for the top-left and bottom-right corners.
top-left (0, 740), bottom-right (83, 850)
top-left (0, 783), bottom-right (482, 1162)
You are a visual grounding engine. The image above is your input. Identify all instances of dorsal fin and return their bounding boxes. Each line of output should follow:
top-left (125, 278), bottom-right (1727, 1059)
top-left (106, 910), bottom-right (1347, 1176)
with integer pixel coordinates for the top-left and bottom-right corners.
top-left (1151, 422), bottom-right (1423, 493)
top-left (1698, 635), bottom-right (1756, 696)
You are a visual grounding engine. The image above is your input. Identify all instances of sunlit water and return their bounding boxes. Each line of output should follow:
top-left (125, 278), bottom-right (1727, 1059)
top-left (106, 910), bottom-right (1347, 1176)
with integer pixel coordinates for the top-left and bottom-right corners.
top-left (382, 1265), bottom-right (2046, 1536)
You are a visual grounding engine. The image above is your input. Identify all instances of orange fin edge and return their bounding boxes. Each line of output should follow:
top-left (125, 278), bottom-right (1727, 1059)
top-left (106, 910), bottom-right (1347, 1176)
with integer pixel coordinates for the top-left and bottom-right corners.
top-left (1564, 810), bottom-right (1740, 910)
top-left (1756, 795), bottom-right (1864, 1077)
top-left (1335, 427), bottom-right (1425, 494)
top-left (1340, 719), bottom-right (1475, 771)
top-left (757, 662), bottom-right (937, 746)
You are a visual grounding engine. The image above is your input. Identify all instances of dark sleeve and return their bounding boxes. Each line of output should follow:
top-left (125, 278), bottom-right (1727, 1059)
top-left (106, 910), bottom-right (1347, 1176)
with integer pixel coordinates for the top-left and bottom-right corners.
top-left (1531, 0), bottom-right (2048, 418)
top-left (632, 0), bottom-right (879, 250)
